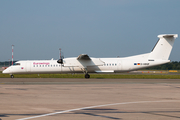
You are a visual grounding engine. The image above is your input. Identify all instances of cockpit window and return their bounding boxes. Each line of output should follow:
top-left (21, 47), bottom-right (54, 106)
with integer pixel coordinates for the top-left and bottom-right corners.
top-left (14, 63), bottom-right (20, 66)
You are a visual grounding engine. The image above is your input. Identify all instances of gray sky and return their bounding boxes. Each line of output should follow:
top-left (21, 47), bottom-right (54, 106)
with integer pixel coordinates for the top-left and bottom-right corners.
top-left (0, 0), bottom-right (180, 61)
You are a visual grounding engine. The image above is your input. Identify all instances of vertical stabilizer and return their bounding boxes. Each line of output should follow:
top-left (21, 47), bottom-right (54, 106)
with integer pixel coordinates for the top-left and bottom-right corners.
top-left (149, 34), bottom-right (178, 60)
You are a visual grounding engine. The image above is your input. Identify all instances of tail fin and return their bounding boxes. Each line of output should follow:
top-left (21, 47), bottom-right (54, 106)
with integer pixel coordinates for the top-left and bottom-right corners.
top-left (149, 34), bottom-right (178, 60)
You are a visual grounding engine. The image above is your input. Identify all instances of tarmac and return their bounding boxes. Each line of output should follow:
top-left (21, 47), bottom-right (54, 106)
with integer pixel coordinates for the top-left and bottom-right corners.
top-left (0, 78), bottom-right (180, 120)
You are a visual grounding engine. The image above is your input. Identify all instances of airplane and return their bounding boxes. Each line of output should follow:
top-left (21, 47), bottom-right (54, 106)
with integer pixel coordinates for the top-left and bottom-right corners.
top-left (3, 34), bottom-right (178, 78)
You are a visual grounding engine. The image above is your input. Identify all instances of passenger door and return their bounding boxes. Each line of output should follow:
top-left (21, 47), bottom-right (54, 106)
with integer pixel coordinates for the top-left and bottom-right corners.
top-left (26, 62), bottom-right (31, 72)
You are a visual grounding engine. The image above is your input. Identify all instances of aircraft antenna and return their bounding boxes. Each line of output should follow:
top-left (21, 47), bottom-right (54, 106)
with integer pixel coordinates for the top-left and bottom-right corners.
top-left (59, 48), bottom-right (61, 59)
top-left (59, 48), bottom-right (64, 59)
top-left (12, 45), bottom-right (14, 65)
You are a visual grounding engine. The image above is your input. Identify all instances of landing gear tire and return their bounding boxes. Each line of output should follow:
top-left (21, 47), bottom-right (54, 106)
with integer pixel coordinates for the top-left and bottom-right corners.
top-left (11, 75), bottom-right (14, 78)
top-left (85, 74), bottom-right (90, 79)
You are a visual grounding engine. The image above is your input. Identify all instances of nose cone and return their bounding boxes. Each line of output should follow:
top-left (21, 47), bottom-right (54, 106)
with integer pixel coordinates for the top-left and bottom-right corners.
top-left (2, 68), bottom-right (10, 74)
top-left (2, 69), bottom-right (7, 74)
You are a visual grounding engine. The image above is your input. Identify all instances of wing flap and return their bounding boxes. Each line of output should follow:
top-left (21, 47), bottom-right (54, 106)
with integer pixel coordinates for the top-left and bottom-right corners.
top-left (95, 70), bottom-right (114, 73)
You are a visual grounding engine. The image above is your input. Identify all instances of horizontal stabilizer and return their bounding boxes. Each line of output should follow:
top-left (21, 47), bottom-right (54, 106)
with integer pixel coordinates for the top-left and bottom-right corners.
top-left (158, 34), bottom-right (178, 38)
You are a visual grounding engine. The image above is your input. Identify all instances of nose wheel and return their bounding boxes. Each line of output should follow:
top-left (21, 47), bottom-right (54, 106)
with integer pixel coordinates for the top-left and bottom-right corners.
top-left (85, 73), bottom-right (90, 79)
top-left (11, 75), bottom-right (14, 78)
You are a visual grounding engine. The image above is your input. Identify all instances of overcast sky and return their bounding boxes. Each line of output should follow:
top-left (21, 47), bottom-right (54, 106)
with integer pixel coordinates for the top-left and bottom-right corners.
top-left (0, 0), bottom-right (180, 61)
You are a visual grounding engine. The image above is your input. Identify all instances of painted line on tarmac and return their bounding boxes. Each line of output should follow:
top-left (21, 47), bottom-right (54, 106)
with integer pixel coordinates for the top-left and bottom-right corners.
top-left (17, 100), bottom-right (179, 120)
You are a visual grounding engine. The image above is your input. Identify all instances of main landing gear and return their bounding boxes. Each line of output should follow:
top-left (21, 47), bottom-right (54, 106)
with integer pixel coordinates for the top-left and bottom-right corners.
top-left (82, 68), bottom-right (90, 79)
top-left (85, 73), bottom-right (90, 79)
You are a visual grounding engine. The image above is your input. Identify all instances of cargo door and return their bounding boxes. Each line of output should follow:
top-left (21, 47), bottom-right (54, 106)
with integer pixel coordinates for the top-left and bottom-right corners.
top-left (117, 60), bottom-right (122, 71)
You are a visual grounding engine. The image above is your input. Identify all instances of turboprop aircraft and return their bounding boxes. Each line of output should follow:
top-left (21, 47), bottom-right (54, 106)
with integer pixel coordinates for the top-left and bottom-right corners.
top-left (3, 34), bottom-right (178, 78)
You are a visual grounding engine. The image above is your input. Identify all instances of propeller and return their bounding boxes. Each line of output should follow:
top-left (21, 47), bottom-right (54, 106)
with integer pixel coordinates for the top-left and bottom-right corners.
top-left (57, 59), bottom-right (63, 64)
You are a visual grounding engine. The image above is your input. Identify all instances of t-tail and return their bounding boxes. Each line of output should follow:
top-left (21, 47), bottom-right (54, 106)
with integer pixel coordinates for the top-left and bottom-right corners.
top-left (149, 34), bottom-right (178, 60)
top-left (125, 34), bottom-right (178, 71)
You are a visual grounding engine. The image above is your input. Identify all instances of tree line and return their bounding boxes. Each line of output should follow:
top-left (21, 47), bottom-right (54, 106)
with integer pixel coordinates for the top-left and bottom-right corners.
top-left (0, 61), bottom-right (16, 66)
top-left (145, 61), bottom-right (180, 70)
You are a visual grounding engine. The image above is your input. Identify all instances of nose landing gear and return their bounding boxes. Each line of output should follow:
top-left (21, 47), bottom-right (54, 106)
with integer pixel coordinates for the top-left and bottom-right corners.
top-left (11, 75), bottom-right (14, 78)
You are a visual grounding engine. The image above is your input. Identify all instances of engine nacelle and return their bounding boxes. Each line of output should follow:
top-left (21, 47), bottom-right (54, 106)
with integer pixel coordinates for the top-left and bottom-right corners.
top-left (57, 59), bottom-right (63, 64)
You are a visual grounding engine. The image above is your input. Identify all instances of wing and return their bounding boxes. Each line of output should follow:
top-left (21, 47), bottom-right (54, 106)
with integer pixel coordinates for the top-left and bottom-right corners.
top-left (77, 54), bottom-right (104, 73)
top-left (63, 54), bottom-right (104, 73)
top-left (76, 54), bottom-right (104, 67)
top-left (77, 54), bottom-right (91, 60)
top-left (63, 54), bottom-right (104, 67)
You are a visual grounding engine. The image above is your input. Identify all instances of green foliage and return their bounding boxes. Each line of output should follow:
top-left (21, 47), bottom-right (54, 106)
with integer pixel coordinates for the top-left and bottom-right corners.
top-left (0, 61), bottom-right (16, 66)
top-left (145, 61), bottom-right (180, 70)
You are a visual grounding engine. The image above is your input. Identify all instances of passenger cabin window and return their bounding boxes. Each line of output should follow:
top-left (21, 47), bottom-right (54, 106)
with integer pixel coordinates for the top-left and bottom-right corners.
top-left (105, 63), bottom-right (117, 66)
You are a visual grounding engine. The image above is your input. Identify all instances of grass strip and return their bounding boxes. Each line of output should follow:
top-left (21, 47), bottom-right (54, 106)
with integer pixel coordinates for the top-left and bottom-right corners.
top-left (0, 73), bottom-right (180, 79)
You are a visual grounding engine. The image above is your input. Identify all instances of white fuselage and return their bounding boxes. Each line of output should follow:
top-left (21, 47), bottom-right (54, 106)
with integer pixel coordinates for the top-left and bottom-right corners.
top-left (3, 53), bottom-right (170, 74)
